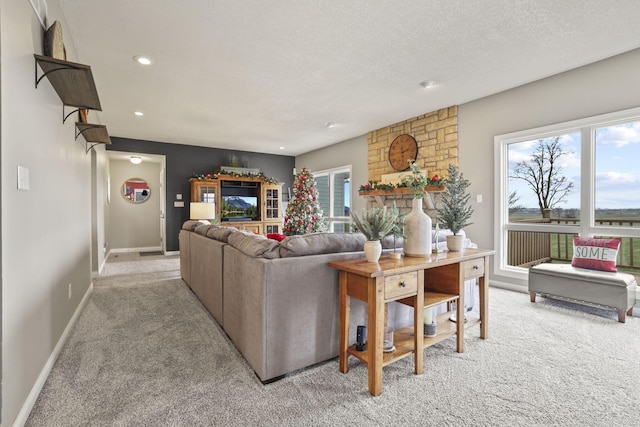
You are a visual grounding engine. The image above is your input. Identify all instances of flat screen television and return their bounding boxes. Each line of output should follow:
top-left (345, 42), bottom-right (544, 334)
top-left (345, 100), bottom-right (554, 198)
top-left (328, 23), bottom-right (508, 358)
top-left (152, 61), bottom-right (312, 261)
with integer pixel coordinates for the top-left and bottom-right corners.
top-left (221, 195), bottom-right (259, 221)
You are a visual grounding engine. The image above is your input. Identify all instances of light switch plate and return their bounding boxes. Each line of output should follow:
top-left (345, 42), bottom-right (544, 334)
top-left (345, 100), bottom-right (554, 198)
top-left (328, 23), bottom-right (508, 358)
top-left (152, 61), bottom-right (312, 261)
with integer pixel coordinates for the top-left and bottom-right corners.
top-left (174, 201), bottom-right (185, 208)
top-left (176, 194), bottom-right (183, 200)
top-left (17, 165), bottom-right (30, 190)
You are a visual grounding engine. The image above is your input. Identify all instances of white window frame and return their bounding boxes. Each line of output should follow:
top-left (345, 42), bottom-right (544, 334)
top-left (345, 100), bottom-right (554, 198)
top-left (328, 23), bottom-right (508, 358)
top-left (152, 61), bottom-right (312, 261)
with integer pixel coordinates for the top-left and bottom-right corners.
top-left (312, 165), bottom-right (352, 233)
top-left (494, 106), bottom-right (640, 282)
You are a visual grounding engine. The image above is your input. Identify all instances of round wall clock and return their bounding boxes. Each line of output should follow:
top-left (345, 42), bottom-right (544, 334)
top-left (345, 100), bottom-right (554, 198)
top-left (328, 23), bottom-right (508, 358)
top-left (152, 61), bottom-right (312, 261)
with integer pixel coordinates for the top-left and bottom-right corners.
top-left (388, 134), bottom-right (418, 171)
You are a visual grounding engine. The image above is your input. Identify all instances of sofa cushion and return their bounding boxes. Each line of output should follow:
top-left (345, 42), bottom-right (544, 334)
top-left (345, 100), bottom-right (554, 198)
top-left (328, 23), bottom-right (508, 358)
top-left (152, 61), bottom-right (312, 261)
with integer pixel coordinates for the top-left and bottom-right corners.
top-left (381, 234), bottom-right (403, 249)
top-left (571, 236), bottom-right (620, 272)
top-left (194, 224), bottom-right (213, 236)
top-left (206, 225), bottom-right (238, 243)
top-left (279, 232), bottom-right (366, 258)
top-left (182, 220), bottom-right (208, 231)
top-left (228, 231), bottom-right (280, 259)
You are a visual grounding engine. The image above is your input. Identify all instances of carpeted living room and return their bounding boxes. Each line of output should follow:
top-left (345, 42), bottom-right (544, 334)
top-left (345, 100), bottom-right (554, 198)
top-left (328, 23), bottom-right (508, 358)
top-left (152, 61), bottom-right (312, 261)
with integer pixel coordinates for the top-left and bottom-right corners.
top-left (3, 1), bottom-right (640, 426)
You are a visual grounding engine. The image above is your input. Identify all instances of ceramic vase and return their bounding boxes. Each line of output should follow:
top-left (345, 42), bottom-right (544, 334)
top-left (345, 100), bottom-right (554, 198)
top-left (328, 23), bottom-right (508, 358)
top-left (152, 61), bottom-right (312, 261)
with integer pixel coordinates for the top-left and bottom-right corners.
top-left (446, 234), bottom-right (464, 252)
top-left (404, 198), bottom-right (432, 257)
top-left (363, 240), bottom-right (382, 262)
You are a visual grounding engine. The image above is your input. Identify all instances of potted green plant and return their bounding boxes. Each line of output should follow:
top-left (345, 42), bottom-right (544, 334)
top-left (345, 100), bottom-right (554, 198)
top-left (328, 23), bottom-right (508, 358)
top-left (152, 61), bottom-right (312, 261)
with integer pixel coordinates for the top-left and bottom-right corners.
top-left (351, 206), bottom-right (398, 262)
top-left (400, 160), bottom-right (433, 257)
top-left (436, 164), bottom-right (474, 251)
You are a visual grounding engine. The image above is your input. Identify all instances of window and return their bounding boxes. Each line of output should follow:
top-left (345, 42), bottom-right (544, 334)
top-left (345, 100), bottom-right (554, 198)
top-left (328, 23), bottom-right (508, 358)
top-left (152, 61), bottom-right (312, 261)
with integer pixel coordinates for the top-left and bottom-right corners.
top-left (312, 166), bottom-right (351, 233)
top-left (495, 107), bottom-right (640, 280)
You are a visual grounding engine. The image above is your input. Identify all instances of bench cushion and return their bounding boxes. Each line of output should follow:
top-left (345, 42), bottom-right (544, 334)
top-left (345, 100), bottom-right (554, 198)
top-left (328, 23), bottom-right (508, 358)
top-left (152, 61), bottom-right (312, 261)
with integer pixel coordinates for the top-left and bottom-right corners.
top-left (530, 263), bottom-right (636, 287)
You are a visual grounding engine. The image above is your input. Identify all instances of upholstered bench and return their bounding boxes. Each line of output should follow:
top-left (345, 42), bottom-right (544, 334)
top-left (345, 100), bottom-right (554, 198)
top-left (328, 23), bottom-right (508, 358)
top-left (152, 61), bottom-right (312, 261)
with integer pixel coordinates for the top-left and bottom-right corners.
top-left (529, 263), bottom-right (637, 323)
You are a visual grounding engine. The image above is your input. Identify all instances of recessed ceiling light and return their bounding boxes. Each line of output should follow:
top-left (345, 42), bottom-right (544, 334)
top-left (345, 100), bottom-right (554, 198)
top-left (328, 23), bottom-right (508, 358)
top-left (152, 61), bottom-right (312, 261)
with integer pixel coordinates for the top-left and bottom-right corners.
top-left (325, 122), bottom-right (336, 128)
top-left (419, 80), bottom-right (435, 89)
top-left (279, 146), bottom-right (285, 150)
top-left (130, 156), bottom-right (142, 164)
top-left (134, 111), bottom-right (145, 116)
top-left (133, 55), bottom-right (152, 65)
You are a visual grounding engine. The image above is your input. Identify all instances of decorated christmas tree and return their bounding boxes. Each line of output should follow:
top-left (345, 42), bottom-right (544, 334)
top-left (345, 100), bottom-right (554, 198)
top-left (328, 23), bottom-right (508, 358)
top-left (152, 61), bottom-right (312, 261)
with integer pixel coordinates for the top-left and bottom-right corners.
top-left (283, 168), bottom-right (327, 235)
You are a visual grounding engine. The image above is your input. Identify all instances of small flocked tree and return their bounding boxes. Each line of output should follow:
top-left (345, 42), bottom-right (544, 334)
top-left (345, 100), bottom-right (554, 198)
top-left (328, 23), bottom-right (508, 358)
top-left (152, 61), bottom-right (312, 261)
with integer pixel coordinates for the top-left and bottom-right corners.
top-left (283, 168), bottom-right (327, 235)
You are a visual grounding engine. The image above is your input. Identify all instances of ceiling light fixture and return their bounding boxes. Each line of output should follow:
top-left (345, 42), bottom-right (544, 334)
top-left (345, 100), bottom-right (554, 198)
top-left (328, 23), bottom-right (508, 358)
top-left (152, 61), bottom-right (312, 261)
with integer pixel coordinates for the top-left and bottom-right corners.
top-left (419, 80), bottom-right (435, 89)
top-left (325, 122), bottom-right (336, 128)
top-left (134, 111), bottom-right (145, 116)
top-left (279, 146), bottom-right (285, 150)
top-left (130, 156), bottom-right (142, 165)
top-left (133, 55), bottom-right (152, 65)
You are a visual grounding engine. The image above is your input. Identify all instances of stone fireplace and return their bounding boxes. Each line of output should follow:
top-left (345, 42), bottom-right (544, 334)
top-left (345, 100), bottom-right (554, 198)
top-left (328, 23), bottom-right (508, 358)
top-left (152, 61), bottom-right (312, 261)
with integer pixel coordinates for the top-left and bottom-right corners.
top-left (361, 105), bottom-right (459, 221)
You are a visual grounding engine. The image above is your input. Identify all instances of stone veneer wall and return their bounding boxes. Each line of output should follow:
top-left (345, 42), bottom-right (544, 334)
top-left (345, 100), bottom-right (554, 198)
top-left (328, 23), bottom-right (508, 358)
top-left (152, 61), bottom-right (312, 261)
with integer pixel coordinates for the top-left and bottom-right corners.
top-left (367, 105), bottom-right (459, 182)
top-left (363, 106), bottom-right (459, 219)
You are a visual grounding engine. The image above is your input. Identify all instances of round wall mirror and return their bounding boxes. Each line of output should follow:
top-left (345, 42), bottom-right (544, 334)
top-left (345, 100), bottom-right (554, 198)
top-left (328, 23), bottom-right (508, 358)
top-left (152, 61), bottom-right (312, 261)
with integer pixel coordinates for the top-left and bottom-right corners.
top-left (122, 178), bottom-right (151, 203)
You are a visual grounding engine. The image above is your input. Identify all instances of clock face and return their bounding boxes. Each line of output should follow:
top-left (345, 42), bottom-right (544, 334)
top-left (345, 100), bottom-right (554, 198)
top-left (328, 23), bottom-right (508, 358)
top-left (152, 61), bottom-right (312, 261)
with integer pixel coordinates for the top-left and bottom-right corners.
top-left (388, 134), bottom-right (418, 171)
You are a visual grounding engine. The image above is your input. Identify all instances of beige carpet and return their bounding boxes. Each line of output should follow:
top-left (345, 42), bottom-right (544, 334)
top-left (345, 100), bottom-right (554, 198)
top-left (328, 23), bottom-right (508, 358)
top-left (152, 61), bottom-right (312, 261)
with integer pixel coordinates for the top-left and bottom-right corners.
top-left (25, 253), bottom-right (640, 426)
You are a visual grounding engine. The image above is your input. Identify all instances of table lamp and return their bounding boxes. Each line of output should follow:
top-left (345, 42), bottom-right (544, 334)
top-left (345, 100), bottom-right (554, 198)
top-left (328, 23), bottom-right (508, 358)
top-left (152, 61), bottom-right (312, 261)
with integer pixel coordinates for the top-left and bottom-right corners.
top-left (190, 202), bottom-right (215, 222)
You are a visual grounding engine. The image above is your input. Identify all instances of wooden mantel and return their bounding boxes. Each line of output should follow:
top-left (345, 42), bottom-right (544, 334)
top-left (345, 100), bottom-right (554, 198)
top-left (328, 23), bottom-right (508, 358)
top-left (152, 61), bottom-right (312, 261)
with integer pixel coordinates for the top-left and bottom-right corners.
top-left (359, 185), bottom-right (444, 209)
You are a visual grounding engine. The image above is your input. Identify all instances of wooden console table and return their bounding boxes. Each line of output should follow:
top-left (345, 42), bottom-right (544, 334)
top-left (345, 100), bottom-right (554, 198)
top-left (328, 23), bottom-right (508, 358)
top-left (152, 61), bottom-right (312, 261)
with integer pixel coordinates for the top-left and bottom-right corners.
top-left (328, 248), bottom-right (494, 396)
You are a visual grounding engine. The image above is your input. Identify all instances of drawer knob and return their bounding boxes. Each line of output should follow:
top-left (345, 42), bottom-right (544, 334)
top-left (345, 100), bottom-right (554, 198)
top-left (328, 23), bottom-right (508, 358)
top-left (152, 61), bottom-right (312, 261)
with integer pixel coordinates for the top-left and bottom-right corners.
top-left (399, 281), bottom-right (407, 288)
top-left (473, 265), bottom-right (479, 270)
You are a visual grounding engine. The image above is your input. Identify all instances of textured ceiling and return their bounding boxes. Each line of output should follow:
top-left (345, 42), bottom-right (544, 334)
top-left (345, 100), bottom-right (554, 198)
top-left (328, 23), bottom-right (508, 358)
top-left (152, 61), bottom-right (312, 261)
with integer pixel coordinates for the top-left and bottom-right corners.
top-left (59, 0), bottom-right (640, 156)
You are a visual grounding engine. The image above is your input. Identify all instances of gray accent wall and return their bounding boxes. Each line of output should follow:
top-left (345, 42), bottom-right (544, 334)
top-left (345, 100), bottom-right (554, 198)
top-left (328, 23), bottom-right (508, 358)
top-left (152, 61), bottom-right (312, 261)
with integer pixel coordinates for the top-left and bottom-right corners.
top-left (107, 137), bottom-right (295, 251)
top-left (458, 47), bottom-right (640, 288)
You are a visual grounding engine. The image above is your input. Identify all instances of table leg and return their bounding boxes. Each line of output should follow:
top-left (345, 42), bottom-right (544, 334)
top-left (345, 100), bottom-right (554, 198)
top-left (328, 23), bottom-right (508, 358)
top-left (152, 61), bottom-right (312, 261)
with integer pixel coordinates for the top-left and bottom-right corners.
top-left (456, 273), bottom-right (464, 353)
top-left (414, 271), bottom-right (424, 375)
top-left (339, 271), bottom-right (349, 374)
top-left (367, 277), bottom-right (384, 396)
top-left (480, 256), bottom-right (489, 339)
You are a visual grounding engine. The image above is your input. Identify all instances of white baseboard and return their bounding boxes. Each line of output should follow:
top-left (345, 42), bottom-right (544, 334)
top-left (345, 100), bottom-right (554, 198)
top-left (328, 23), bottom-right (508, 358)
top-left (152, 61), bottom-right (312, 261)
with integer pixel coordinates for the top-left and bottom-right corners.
top-left (110, 246), bottom-right (162, 254)
top-left (164, 250), bottom-right (179, 256)
top-left (12, 282), bottom-right (94, 427)
top-left (489, 279), bottom-right (527, 293)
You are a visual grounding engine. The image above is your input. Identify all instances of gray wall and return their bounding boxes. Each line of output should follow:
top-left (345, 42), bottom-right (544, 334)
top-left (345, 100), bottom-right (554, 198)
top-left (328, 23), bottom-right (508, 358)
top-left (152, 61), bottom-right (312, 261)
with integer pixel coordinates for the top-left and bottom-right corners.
top-left (296, 134), bottom-right (368, 214)
top-left (109, 159), bottom-right (162, 251)
top-left (458, 48), bottom-right (640, 287)
top-left (1, 1), bottom-right (92, 424)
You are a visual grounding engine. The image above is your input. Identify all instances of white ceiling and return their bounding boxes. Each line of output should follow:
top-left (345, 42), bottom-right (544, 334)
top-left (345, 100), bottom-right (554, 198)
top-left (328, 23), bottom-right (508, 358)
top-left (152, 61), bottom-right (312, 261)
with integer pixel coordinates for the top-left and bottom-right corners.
top-left (59, 0), bottom-right (640, 156)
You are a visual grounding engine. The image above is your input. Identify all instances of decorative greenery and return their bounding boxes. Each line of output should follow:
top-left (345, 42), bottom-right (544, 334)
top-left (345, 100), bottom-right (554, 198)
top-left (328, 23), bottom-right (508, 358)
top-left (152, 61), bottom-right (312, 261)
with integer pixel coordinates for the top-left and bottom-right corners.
top-left (400, 160), bottom-right (440, 199)
top-left (388, 202), bottom-right (406, 252)
top-left (283, 168), bottom-right (327, 235)
top-left (436, 164), bottom-right (474, 235)
top-left (192, 170), bottom-right (279, 184)
top-left (351, 206), bottom-right (398, 241)
top-left (359, 162), bottom-right (441, 195)
top-left (358, 181), bottom-right (396, 192)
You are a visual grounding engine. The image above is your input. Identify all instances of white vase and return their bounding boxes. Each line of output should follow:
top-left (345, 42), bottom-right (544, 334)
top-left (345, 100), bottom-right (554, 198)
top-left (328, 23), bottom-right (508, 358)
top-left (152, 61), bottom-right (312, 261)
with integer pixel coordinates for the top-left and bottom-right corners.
top-left (404, 198), bottom-right (432, 257)
top-left (363, 240), bottom-right (382, 263)
top-left (446, 234), bottom-right (464, 252)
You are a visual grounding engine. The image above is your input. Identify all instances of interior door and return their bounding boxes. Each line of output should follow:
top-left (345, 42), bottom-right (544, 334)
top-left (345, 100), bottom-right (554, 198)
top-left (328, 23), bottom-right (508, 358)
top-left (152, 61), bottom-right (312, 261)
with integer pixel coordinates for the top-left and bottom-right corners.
top-left (160, 163), bottom-right (166, 253)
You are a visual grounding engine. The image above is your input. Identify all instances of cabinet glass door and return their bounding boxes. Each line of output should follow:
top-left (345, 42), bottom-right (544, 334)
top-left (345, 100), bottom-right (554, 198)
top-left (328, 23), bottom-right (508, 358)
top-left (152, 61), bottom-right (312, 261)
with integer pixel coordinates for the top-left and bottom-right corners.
top-left (265, 188), bottom-right (279, 220)
top-left (199, 186), bottom-right (216, 203)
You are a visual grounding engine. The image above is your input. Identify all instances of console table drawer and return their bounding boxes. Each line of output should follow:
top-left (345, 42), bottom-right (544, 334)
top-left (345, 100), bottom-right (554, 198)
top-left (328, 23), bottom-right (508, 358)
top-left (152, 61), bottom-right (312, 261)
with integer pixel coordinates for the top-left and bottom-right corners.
top-left (462, 259), bottom-right (484, 279)
top-left (384, 272), bottom-right (418, 300)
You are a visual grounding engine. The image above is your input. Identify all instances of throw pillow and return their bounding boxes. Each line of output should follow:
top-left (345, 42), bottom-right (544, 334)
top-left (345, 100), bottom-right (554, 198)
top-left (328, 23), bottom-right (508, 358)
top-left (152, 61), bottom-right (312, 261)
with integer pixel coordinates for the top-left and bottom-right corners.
top-left (571, 236), bottom-right (620, 272)
top-left (267, 233), bottom-right (286, 242)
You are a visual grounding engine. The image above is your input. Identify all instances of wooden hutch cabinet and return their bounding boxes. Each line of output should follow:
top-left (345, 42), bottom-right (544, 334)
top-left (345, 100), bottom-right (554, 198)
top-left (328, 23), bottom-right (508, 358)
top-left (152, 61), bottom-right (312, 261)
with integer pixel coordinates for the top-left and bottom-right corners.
top-left (189, 175), bottom-right (283, 234)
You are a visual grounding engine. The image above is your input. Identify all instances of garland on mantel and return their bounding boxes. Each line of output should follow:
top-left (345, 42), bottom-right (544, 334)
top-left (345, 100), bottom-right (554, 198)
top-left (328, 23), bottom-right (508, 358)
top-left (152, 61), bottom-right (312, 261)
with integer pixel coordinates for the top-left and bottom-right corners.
top-left (359, 175), bottom-right (441, 192)
top-left (191, 169), bottom-right (279, 184)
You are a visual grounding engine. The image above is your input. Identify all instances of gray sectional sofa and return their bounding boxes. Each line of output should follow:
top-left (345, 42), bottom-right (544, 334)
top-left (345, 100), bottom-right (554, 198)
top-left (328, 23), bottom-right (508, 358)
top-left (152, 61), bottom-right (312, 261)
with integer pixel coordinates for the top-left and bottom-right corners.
top-left (179, 221), bottom-right (414, 382)
top-left (179, 221), bottom-right (478, 383)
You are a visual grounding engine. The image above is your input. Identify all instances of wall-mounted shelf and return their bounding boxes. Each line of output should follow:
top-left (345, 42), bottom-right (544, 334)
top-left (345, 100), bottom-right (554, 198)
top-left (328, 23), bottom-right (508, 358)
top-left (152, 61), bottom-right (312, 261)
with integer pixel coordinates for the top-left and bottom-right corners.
top-left (35, 54), bottom-right (111, 152)
top-left (35, 54), bottom-right (102, 115)
top-left (75, 123), bottom-right (112, 152)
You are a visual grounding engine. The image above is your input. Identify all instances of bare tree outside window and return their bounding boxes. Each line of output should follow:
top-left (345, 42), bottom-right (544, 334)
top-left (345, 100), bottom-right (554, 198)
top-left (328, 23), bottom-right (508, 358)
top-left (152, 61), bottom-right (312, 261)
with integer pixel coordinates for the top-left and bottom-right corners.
top-left (510, 137), bottom-right (575, 216)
